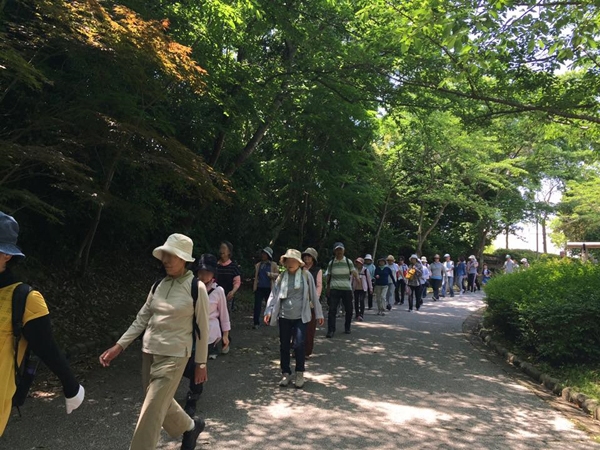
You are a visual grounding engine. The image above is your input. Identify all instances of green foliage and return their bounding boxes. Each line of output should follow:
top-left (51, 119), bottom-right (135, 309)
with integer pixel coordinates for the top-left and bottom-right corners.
top-left (484, 259), bottom-right (600, 364)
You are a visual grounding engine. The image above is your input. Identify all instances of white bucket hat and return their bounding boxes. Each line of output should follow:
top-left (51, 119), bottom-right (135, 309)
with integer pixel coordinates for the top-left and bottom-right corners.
top-left (364, 254), bottom-right (373, 261)
top-left (280, 249), bottom-right (305, 267)
top-left (262, 246), bottom-right (274, 259)
top-left (409, 254), bottom-right (419, 261)
top-left (152, 233), bottom-right (195, 262)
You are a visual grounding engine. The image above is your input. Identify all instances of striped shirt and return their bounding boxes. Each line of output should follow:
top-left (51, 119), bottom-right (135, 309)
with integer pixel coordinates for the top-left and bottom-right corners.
top-left (326, 257), bottom-right (358, 291)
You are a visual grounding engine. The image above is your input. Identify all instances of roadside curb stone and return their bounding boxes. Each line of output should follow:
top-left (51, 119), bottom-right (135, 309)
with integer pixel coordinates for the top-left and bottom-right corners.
top-left (464, 307), bottom-right (599, 423)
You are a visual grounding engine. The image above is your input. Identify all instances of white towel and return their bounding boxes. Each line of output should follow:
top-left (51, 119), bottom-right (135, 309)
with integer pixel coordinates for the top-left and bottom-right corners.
top-left (280, 271), bottom-right (302, 298)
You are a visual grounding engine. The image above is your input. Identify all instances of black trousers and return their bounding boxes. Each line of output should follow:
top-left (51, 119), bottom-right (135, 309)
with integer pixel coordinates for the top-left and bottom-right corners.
top-left (367, 289), bottom-right (374, 309)
top-left (328, 289), bottom-right (353, 332)
top-left (467, 273), bottom-right (477, 292)
top-left (408, 285), bottom-right (422, 311)
top-left (430, 278), bottom-right (443, 300)
top-left (398, 279), bottom-right (406, 304)
top-left (354, 290), bottom-right (366, 318)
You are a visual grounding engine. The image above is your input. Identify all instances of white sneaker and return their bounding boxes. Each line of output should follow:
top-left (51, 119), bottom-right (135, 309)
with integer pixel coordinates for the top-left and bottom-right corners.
top-left (295, 372), bottom-right (305, 389)
top-left (279, 374), bottom-right (291, 387)
top-left (208, 353), bottom-right (218, 360)
top-left (66, 385), bottom-right (85, 414)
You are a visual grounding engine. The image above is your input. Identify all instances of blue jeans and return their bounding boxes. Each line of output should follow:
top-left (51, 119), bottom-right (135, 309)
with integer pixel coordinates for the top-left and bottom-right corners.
top-left (442, 277), bottom-right (454, 297)
top-left (279, 318), bottom-right (307, 374)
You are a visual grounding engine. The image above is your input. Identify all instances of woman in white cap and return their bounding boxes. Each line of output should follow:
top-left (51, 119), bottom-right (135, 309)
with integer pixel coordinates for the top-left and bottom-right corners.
top-left (466, 255), bottom-right (479, 293)
top-left (352, 257), bottom-right (372, 321)
top-left (385, 255), bottom-right (398, 310)
top-left (264, 249), bottom-right (324, 388)
top-left (363, 254), bottom-right (376, 309)
top-left (252, 247), bottom-right (279, 329)
top-left (420, 256), bottom-right (430, 299)
top-left (302, 247), bottom-right (322, 358)
top-left (99, 233), bottom-right (209, 450)
top-left (0, 212), bottom-right (84, 436)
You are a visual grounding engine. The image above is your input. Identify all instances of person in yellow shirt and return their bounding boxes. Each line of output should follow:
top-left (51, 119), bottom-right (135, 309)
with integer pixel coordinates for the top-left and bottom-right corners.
top-left (0, 212), bottom-right (84, 436)
top-left (99, 233), bottom-right (209, 450)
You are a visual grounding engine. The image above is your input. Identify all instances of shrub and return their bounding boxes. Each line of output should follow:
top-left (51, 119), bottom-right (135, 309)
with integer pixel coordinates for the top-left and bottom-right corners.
top-left (484, 259), bottom-right (600, 365)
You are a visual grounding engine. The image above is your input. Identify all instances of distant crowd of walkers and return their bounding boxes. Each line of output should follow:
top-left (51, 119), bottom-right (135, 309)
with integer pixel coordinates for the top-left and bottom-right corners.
top-left (2, 210), bottom-right (528, 449)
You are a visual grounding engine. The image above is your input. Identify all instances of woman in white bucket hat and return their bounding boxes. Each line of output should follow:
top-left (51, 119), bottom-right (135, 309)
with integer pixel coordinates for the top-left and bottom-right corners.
top-left (99, 233), bottom-right (209, 450)
top-left (264, 249), bottom-right (324, 389)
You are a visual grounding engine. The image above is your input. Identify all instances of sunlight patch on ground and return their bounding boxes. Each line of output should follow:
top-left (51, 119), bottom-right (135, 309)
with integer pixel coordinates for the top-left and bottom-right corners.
top-left (464, 374), bottom-right (528, 391)
top-left (346, 396), bottom-right (455, 425)
top-left (550, 416), bottom-right (578, 432)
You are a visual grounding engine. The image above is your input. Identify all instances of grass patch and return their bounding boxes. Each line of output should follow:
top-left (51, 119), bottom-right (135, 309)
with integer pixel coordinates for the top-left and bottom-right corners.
top-left (538, 363), bottom-right (600, 401)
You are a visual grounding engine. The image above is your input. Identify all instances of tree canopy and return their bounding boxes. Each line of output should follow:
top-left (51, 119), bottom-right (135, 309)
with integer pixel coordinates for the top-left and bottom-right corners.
top-left (1, 0), bottom-right (599, 272)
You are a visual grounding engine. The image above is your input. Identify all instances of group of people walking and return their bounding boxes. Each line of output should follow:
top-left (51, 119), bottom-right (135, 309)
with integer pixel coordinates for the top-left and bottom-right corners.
top-left (2, 212), bottom-right (506, 450)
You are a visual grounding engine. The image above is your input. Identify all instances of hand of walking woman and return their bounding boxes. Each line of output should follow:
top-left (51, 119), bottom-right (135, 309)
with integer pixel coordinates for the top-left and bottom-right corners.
top-left (264, 314), bottom-right (271, 325)
top-left (194, 365), bottom-right (208, 384)
top-left (99, 344), bottom-right (123, 367)
top-left (317, 318), bottom-right (324, 326)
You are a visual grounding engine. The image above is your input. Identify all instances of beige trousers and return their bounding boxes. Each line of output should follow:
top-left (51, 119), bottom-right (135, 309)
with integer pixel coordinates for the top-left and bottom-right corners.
top-left (130, 353), bottom-right (193, 450)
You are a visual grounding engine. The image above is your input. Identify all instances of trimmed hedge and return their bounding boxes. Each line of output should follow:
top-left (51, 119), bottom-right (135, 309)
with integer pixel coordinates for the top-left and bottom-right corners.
top-left (484, 259), bottom-right (600, 365)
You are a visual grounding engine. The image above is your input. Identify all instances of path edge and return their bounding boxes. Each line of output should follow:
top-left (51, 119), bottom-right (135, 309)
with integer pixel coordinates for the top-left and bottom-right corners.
top-left (462, 306), bottom-right (600, 423)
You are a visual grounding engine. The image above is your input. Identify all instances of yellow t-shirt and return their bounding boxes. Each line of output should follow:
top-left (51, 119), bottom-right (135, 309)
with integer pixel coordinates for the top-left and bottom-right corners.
top-left (0, 283), bottom-right (49, 436)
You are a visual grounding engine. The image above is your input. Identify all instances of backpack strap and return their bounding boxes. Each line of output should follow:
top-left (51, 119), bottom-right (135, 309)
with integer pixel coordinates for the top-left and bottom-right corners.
top-left (12, 283), bottom-right (32, 384)
top-left (151, 279), bottom-right (161, 295)
top-left (191, 277), bottom-right (201, 341)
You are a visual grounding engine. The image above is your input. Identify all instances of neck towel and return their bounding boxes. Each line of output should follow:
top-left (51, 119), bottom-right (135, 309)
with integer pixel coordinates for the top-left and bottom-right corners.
top-left (280, 271), bottom-right (302, 298)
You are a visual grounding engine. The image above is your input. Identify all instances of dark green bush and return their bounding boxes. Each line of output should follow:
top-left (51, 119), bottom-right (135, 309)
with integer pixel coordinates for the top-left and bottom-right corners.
top-left (484, 259), bottom-right (600, 365)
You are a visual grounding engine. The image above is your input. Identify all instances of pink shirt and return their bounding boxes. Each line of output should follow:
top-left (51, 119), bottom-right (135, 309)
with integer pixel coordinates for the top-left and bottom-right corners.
top-left (352, 267), bottom-right (372, 292)
top-left (303, 266), bottom-right (323, 298)
top-left (206, 281), bottom-right (231, 345)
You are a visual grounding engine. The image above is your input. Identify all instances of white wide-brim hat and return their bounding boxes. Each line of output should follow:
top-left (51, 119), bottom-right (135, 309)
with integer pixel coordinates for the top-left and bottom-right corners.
top-left (153, 233), bottom-right (195, 262)
top-left (280, 249), bottom-right (305, 267)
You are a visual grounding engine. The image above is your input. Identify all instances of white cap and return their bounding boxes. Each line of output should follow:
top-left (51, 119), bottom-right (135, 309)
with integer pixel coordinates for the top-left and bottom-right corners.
top-left (444, 253), bottom-right (450, 258)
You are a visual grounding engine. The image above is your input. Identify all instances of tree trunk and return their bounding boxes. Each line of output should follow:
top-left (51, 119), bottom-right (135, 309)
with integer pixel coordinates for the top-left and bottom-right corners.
top-left (417, 202), bottom-right (448, 255)
top-left (269, 201), bottom-right (296, 248)
top-left (317, 210), bottom-right (334, 256)
top-left (477, 223), bottom-right (490, 264)
top-left (505, 225), bottom-right (509, 249)
top-left (372, 191), bottom-right (392, 258)
top-left (224, 92), bottom-right (285, 177)
top-left (541, 215), bottom-right (548, 254)
top-left (208, 113), bottom-right (230, 167)
top-left (75, 148), bottom-right (122, 275)
top-left (298, 191), bottom-right (309, 249)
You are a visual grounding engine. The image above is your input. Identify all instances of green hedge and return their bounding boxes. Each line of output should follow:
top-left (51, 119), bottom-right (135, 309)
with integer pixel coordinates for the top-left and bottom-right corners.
top-left (484, 259), bottom-right (600, 365)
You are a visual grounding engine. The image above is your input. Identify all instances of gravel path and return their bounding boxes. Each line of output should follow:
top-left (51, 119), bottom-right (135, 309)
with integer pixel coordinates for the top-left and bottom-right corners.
top-left (3, 291), bottom-right (598, 449)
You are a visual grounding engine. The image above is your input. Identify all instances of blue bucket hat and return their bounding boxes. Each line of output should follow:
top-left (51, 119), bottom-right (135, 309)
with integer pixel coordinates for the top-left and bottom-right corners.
top-left (0, 212), bottom-right (25, 258)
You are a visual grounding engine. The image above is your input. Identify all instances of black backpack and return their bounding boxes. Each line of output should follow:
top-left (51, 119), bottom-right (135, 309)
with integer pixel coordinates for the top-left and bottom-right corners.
top-left (151, 277), bottom-right (203, 380)
top-left (12, 283), bottom-right (40, 411)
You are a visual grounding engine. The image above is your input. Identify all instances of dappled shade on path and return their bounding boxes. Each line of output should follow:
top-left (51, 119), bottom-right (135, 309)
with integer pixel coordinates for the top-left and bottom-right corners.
top-left (3, 293), bottom-right (597, 449)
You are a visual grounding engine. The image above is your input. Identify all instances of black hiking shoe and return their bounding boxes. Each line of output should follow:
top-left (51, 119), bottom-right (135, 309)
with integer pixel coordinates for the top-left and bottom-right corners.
top-left (326, 331), bottom-right (334, 338)
top-left (182, 419), bottom-right (205, 450)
